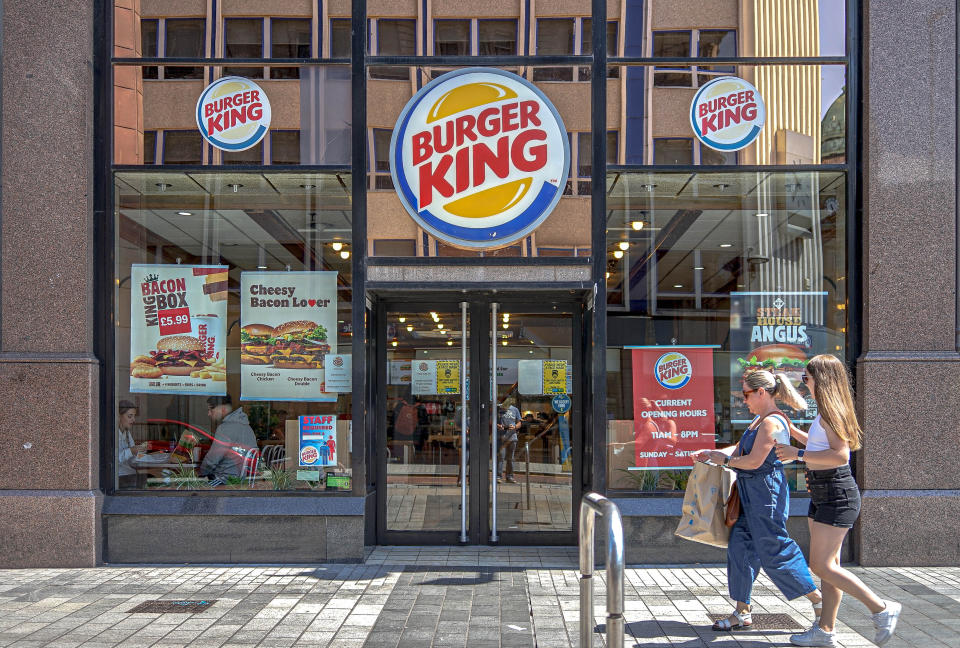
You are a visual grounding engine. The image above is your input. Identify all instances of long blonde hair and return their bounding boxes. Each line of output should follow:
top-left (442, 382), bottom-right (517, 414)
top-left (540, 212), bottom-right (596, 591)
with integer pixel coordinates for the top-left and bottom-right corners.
top-left (743, 369), bottom-right (807, 412)
top-left (805, 354), bottom-right (862, 450)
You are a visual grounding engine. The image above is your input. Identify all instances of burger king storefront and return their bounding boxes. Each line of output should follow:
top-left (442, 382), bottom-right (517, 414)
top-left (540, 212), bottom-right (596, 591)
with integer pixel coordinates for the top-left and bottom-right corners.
top-left (5, 0), bottom-right (959, 568)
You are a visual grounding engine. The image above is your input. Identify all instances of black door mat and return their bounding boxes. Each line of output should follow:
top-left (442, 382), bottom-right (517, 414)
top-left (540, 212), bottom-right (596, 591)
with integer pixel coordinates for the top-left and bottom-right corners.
top-left (128, 600), bottom-right (217, 613)
top-left (709, 613), bottom-right (804, 630)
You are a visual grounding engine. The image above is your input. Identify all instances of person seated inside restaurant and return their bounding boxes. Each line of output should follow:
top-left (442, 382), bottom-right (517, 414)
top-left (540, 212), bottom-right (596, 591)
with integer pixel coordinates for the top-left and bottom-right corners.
top-left (200, 394), bottom-right (258, 484)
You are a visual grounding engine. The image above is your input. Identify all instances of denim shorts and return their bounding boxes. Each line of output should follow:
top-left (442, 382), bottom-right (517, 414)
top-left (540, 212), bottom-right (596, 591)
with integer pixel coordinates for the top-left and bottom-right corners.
top-left (806, 464), bottom-right (861, 528)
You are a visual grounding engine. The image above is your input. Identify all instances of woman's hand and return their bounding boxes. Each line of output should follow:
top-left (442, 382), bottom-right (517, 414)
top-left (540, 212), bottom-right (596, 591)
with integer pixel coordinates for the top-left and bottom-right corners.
top-left (775, 443), bottom-right (799, 461)
top-left (693, 450), bottom-right (725, 464)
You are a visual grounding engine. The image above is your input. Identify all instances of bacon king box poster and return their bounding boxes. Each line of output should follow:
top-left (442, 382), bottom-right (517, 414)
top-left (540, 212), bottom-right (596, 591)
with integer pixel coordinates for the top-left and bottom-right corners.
top-left (129, 264), bottom-right (228, 396)
top-left (629, 346), bottom-right (716, 470)
top-left (240, 271), bottom-right (338, 402)
top-left (729, 291), bottom-right (830, 424)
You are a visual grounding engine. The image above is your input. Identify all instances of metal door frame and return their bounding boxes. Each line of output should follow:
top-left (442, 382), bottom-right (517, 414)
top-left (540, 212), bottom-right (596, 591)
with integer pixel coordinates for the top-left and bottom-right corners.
top-left (373, 290), bottom-right (587, 546)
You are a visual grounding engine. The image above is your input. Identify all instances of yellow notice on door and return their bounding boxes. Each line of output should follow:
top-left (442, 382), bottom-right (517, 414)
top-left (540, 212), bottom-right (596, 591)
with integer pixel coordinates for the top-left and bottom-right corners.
top-left (436, 360), bottom-right (460, 394)
top-left (542, 360), bottom-right (567, 394)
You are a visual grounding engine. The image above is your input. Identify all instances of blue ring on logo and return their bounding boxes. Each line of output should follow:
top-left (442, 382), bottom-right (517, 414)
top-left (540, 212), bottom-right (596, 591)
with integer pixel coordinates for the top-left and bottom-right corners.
top-left (690, 77), bottom-right (763, 152)
top-left (655, 353), bottom-right (691, 390)
top-left (390, 68), bottom-right (570, 249)
top-left (196, 77), bottom-right (269, 152)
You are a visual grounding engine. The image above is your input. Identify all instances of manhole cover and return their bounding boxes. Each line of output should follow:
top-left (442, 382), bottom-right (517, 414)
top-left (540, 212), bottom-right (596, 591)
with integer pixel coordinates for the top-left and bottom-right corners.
top-left (128, 600), bottom-right (216, 613)
top-left (709, 613), bottom-right (803, 630)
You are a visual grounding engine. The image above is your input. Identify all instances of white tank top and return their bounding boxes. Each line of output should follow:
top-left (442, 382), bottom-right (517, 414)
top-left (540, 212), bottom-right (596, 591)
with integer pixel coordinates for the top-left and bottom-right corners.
top-left (806, 415), bottom-right (831, 452)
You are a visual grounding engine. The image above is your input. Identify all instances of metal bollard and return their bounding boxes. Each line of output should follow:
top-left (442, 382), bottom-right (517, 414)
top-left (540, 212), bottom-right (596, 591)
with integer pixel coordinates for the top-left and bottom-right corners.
top-left (579, 492), bottom-right (624, 648)
top-left (524, 442), bottom-right (531, 510)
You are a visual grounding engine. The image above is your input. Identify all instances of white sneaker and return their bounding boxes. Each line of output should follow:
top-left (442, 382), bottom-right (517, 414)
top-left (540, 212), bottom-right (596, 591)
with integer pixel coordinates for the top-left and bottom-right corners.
top-left (872, 600), bottom-right (901, 646)
top-left (790, 623), bottom-right (837, 647)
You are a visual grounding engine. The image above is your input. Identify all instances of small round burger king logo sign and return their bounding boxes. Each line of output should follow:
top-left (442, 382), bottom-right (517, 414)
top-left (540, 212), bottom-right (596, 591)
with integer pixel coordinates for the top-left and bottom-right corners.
top-left (390, 68), bottom-right (569, 249)
top-left (196, 76), bottom-right (272, 151)
top-left (690, 76), bottom-right (765, 152)
top-left (655, 352), bottom-right (693, 390)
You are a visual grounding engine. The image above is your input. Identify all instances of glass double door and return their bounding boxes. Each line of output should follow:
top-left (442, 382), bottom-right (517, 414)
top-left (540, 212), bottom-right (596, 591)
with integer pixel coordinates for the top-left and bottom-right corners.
top-left (377, 296), bottom-right (582, 545)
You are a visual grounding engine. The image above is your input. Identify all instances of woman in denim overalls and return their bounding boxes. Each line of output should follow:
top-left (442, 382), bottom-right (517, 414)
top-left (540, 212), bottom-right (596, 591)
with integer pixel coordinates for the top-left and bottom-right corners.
top-left (695, 369), bottom-right (822, 631)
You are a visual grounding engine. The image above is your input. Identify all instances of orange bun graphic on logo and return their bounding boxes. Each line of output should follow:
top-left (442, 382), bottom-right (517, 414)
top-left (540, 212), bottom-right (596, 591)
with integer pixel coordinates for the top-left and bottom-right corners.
top-left (390, 69), bottom-right (569, 249)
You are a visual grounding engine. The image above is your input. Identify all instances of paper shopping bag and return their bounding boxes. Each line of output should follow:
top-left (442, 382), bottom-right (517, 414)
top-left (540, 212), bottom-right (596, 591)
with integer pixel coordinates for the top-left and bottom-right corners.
top-left (675, 462), bottom-right (736, 548)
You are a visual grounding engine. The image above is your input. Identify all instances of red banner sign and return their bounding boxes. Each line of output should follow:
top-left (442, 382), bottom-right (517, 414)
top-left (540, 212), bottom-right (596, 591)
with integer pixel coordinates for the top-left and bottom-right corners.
top-left (630, 347), bottom-right (717, 470)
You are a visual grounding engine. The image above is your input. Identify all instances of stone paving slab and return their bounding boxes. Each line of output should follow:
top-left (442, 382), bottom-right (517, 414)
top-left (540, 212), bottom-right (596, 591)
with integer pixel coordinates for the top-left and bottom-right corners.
top-left (0, 549), bottom-right (957, 647)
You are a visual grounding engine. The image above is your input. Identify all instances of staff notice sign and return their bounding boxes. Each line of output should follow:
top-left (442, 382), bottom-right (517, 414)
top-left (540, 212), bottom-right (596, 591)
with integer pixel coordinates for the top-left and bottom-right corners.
top-left (298, 415), bottom-right (337, 467)
top-left (240, 271), bottom-right (338, 402)
top-left (129, 264), bottom-right (228, 396)
top-left (629, 347), bottom-right (716, 470)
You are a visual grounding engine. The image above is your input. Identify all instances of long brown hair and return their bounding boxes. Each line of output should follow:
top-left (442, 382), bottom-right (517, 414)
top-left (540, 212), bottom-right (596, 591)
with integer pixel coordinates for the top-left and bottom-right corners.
top-left (805, 354), bottom-right (862, 450)
top-left (742, 369), bottom-right (807, 411)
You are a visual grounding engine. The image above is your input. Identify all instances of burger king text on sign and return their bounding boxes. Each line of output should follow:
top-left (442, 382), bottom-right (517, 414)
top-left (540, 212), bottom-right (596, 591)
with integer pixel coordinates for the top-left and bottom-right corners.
top-left (390, 68), bottom-right (569, 249)
top-left (196, 76), bottom-right (272, 152)
top-left (690, 76), bottom-right (766, 152)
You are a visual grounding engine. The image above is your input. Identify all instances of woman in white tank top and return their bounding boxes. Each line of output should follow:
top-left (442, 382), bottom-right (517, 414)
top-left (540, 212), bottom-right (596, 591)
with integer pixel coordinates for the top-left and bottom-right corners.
top-left (774, 355), bottom-right (900, 647)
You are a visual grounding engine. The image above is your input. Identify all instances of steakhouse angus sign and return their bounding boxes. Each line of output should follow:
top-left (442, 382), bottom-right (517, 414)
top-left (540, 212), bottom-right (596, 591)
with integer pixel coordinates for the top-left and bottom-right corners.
top-left (390, 68), bottom-right (569, 249)
top-left (690, 76), bottom-right (766, 152)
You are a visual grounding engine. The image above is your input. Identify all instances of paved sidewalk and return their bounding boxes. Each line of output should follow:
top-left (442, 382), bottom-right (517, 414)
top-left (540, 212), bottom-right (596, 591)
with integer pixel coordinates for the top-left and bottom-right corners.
top-left (1, 548), bottom-right (958, 648)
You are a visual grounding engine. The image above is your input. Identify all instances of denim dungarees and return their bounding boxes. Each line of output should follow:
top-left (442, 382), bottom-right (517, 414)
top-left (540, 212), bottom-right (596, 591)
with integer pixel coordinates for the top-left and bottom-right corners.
top-left (727, 416), bottom-right (817, 605)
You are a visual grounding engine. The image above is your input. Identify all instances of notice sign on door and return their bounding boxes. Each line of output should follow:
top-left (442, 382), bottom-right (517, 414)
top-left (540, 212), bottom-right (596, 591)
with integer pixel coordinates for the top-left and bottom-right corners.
top-left (436, 360), bottom-right (460, 394)
top-left (542, 360), bottom-right (567, 394)
top-left (518, 360), bottom-right (572, 395)
top-left (412, 360), bottom-right (461, 395)
top-left (629, 347), bottom-right (717, 470)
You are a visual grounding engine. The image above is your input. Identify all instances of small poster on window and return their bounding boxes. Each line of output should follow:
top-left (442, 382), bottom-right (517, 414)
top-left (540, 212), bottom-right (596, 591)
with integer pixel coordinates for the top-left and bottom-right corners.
top-left (129, 264), bottom-right (228, 396)
top-left (298, 415), bottom-right (337, 467)
top-left (239, 271), bottom-right (338, 402)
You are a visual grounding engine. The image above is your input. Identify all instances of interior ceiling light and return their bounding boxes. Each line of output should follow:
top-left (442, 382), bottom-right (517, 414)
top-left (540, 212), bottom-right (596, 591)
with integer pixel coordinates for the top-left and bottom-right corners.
top-left (502, 340), bottom-right (508, 346)
top-left (406, 325), bottom-right (413, 332)
top-left (502, 323), bottom-right (508, 329)
top-left (300, 183), bottom-right (316, 189)
top-left (613, 250), bottom-right (623, 259)
top-left (503, 313), bottom-right (509, 321)
top-left (177, 211), bottom-right (192, 216)
top-left (391, 340), bottom-right (398, 347)
top-left (447, 340), bottom-right (454, 346)
top-left (674, 284), bottom-right (683, 288)
top-left (438, 323), bottom-right (444, 329)
top-left (720, 243), bottom-right (733, 248)
top-left (694, 266), bottom-right (705, 270)
top-left (228, 183), bottom-right (243, 192)
top-left (605, 272), bottom-right (610, 279)
top-left (398, 316), bottom-right (406, 323)
top-left (331, 242), bottom-right (343, 251)
top-left (713, 183), bottom-right (730, 190)
top-left (631, 221), bottom-right (644, 230)
top-left (340, 250), bottom-right (350, 259)
top-left (618, 241), bottom-right (629, 251)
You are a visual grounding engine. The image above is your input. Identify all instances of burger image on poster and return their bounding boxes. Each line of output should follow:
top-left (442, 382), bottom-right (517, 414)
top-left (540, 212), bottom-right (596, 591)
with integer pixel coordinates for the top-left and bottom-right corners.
top-left (196, 76), bottom-right (272, 152)
top-left (390, 68), bottom-right (569, 249)
top-left (690, 76), bottom-right (766, 152)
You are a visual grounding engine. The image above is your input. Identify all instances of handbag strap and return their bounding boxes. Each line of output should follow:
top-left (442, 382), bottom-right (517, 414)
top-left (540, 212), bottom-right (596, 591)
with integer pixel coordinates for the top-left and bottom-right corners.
top-left (737, 409), bottom-right (786, 456)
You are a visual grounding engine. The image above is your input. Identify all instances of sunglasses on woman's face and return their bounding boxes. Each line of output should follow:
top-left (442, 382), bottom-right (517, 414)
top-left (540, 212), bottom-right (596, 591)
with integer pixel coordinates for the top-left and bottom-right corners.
top-left (801, 373), bottom-right (809, 384)
top-left (742, 388), bottom-right (758, 397)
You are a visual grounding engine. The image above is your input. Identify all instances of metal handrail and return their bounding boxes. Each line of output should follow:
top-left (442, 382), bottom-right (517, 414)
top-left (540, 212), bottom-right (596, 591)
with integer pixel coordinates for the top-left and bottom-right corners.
top-left (579, 492), bottom-right (625, 648)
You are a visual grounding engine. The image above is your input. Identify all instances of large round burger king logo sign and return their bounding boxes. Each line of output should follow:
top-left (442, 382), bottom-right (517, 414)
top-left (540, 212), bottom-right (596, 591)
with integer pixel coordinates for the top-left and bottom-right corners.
top-left (196, 76), bottom-right (272, 151)
top-left (690, 76), bottom-right (765, 151)
top-left (655, 352), bottom-right (693, 390)
top-left (390, 68), bottom-right (569, 249)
